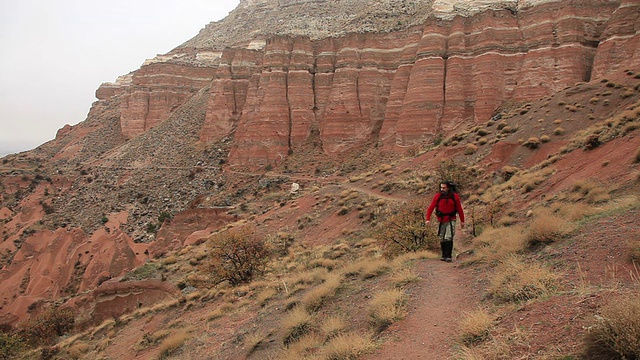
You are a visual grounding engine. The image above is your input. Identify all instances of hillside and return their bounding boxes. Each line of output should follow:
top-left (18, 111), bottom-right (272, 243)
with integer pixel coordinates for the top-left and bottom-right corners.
top-left (0, 0), bottom-right (639, 359)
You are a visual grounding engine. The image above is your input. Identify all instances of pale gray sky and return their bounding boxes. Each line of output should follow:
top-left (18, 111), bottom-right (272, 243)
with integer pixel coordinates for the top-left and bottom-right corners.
top-left (0, 0), bottom-right (240, 155)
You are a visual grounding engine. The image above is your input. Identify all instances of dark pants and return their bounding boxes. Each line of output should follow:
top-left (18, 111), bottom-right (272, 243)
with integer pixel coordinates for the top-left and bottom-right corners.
top-left (440, 240), bottom-right (453, 259)
top-left (438, 221), bottom-right (455, 259)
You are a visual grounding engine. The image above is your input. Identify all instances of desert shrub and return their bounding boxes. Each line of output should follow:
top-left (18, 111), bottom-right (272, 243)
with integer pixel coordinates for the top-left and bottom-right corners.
top-left (472, 225), bottom-right (527, 264)
top-left (522, 137), bottom-right (541, 149)
top-left (553, 127), bottom-right (565, 135)
top-left (570, 179), bottom-right (610, 204)
top-left (488, 256), bottom-right (559, 303)
top-left (0, 331), bottom-right (24, 359)
top-left (282, 307), bottom-right (313, 346)
top-left (436, 158), bottom-right (471, 191)
top-left (320, 332), bottom-right (375, 359)
top-left (205, 226), bottom-right (271, 286)
top-left (377, 200), bottom-right (439, 257)
top-left (465, 144), bottom-right (478, 155)
top-left (478, 137), bottom-right (488, 145)
top-left (584, 294), bottom-right (640, 359)
top-left (501, 166), bottom-right (519, 181)
top-left (368, 289), bottom-right (406, 332)
top-left (460, 308), bottom-right (493, 345)
top-left (157, 331), bottom-right (189, 360)
top-left (301, 273), bottom-right (342, 312)
top-left (634, 146), bottom-right (640, 164)
top-left (321, 315), bottom-right (347, 340)
top-left (583, 134), bottom-right (601, 150)
top-left (25, 306), bottom-right (75, 345)
top-left (540, 135), bottom-right (551, 143)
top-left (525, 212), bottom-right (573, 247)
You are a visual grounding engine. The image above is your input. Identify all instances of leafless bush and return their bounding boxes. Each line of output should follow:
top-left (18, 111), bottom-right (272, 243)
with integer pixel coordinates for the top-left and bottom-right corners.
top-left (205, 226), bottom-right (271, 286)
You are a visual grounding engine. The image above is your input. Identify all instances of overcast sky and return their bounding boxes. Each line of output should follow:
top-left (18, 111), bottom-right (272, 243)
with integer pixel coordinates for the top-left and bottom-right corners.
top-left (0, 0), bottom-right (240, 156)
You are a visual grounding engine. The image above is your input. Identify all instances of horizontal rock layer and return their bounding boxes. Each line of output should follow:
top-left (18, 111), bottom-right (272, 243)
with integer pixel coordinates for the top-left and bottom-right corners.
top-left (95, 0), bottom-right (638, 167)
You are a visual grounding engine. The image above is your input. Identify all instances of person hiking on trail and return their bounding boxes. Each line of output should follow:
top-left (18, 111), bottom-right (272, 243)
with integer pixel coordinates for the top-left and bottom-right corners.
top-left (425, 181), bottom-right (465, 262)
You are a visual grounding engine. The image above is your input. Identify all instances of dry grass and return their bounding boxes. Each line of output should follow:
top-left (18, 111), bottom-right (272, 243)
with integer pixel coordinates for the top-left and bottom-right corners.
top-left (388, 267), bottom-right (422, 288)
top-left (488, 256), bottom-right (560, 303)
top-left (319, 332), bottom-right (376, 359)
top-left (465, 143), bottom-right (478, 155)
top-left (569, 179), bottom-right (611, 204)
top-left (359, 258), bottom-right (392, 279)
top-left (282, 307), bottom-right (313, 346)
top-left (301, 273), bottom-right (343, 312)
top-left (549, 202), bottom-right (597, 222)
top-left (321, 315), bottom-right (348, 340)
top-left (207, 302), bottom-right (235, 320)
top-left (472, 226), bottom-right (527, 264)
top-left (256, 287), bottom-right (278, 307)
top-left (157, 331), bottom-right (189, 360)
top-left (460, 308), bottom-right (493, 345)
top-left (635, 146), bottom-right (640, 164)
top-left (282, 332), bottom-right (323, 358)
top-left (368, 289), bottom-right (407, 332)
top-left (584, 293), bottom-right (640, 359)
top-left (525, 211), bottom-right (573, 247)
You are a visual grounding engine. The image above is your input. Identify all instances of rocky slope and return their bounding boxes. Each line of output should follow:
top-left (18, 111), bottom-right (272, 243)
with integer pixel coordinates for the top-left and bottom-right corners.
top-left (0, 0), bottom-right (638, 332)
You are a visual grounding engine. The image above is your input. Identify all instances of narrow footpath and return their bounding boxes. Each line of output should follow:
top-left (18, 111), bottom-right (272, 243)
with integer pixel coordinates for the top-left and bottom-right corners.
top-left (362, 259), bottom-right (483, 359)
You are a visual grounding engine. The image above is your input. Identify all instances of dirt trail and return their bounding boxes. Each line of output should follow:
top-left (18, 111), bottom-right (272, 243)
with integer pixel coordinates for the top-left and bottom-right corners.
top-left (363, 259), bottom-right (483, 360)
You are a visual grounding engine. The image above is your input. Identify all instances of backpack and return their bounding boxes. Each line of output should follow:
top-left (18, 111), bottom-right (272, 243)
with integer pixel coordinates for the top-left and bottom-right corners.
top-left (435, 191), bottom-right (457, 217)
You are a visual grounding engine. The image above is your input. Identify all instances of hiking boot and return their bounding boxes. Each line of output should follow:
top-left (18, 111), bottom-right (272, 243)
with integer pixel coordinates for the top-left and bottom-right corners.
top-left (444, 258), bottom-right (452, 262)
top-left (440, 257), bottom-right (446, 261)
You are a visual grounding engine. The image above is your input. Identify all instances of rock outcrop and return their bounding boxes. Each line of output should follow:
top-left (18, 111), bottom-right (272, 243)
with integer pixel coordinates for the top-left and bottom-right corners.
top-left (95, 0), bottom-right (638, 166)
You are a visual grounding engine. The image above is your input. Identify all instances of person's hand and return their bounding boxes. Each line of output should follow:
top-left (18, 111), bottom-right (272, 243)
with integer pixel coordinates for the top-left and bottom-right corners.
top-left (425, 220), bottom-right (430, 225)
top-left (460, 222), bottom-right (465, 229)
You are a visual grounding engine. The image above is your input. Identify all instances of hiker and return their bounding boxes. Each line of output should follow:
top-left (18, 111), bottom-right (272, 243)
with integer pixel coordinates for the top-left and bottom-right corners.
top-left (425, 181), bottom-right (465, 262)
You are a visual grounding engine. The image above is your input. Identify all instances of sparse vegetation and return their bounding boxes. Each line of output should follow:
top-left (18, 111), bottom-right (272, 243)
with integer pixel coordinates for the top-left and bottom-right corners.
top-left (205, 226), bottom-right (271, 286)
top-left (488, 256), bottom-right (559, 303)
top-left (584, 294), bottom-right (640, 360)
top-left (460, 308), bottom-right (493, 345)
top-left (368, 289), bottom-right (407, 332)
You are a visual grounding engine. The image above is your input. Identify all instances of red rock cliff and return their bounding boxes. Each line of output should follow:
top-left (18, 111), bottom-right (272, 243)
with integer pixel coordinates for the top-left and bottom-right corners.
top-left (92, 0), bottom-right (637, 167)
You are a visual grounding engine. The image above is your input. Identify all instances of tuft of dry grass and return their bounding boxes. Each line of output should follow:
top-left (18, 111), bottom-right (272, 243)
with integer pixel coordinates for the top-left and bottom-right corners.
top-left (525, 211), bottom-right (573, 247)
top-left (460, 308), bottom-right (493, 345)
top-left (472, 225), bottom-right (527, 264)
top-left (368, 289), bottom-right (407, 332)
top-left (301, 273), bottom-right (342, 312)
top-left (281, 332), bottom-right (323, 358)
top-left (549, 202), bottom-right (597, 222)
top-left (157, 331), bottom-right (189, 360)
top-left (321, 315), bottom-right (348, 340)
top-left (388, 267), bottom-right (422, 288)
top-left (207, 302), bottom-right (235, 320)
top-left (465, 143), bottom-right (478, 155)
top-left (282, 307), bottom-right (313, 346)
top-left (360, 258), bottom-right (392, 279)
top-left (256, 287), bottom-right (278, 307)
top-left (584, 293), bottom-right (640, 359)
top-left (319, 332), bottom-right (376, 359)
top-left (488, 255), bottom-right (560, 303)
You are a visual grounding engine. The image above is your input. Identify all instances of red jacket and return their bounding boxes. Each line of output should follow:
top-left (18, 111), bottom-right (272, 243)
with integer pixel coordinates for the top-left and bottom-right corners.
top-left (425, 191), bottom-right (465, 223)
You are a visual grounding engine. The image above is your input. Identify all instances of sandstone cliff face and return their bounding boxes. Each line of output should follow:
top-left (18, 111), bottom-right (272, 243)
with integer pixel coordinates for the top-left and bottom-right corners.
top-left (96, 0), bottom-right (636, 166)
